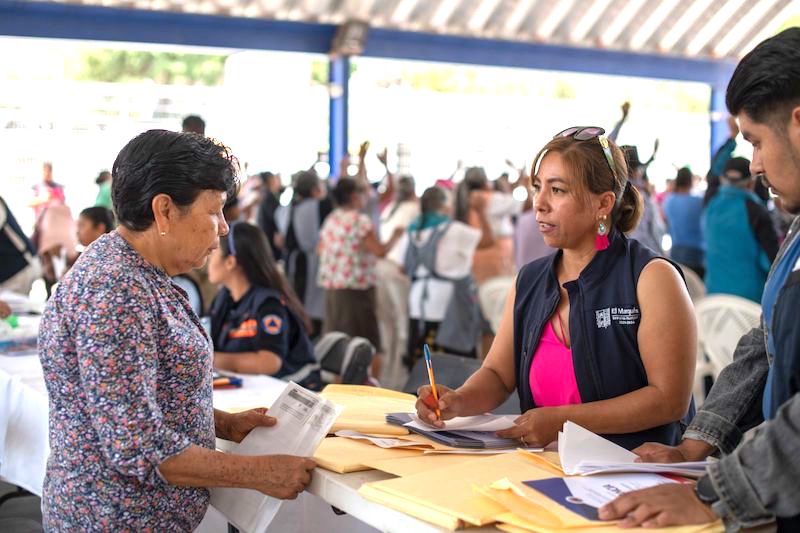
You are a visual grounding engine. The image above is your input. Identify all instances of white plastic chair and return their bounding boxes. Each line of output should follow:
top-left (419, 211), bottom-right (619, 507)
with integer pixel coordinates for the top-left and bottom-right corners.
top-left (478, 275), bottom-right (514, 334)
top-left (676, 263), bottom-right (706, 303)
top-left (694, 295), bottom-right (761, 405)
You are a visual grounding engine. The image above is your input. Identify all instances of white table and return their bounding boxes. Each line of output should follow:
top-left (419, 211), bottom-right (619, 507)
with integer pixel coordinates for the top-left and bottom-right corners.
top-left (0, 353), bottom-right (497, 532)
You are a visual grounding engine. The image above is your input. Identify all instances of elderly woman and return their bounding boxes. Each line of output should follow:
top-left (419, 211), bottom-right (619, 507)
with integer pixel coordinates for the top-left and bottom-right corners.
top-left (38, 130), bottom-right (316, 530)
top-left (417, 127), bottom-right (696, 450)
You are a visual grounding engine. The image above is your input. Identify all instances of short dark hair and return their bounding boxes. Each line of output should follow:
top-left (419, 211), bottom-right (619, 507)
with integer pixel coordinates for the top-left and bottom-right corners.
top-left (182, 115), bottom-right (206, 135)
top-left (332, 177), bottom-right (360, 206)
top-left (293, 170), bottom-right (321, 200)
top-left (726, 27), bottom-right (800, 128)
top-left (111, 130), bottom-right (239, 231)
top-left (675, 167), bottom-right (693, 189)
top-left (79, 206), bottom-right (115, 232)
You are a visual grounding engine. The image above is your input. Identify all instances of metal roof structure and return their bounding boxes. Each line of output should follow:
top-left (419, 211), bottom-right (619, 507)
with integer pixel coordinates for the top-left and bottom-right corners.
top-left (24, 0), bottom-right (798, 60)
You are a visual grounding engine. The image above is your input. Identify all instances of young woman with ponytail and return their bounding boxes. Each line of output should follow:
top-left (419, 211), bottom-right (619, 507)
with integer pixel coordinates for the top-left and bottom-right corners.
top-left (208, 221), bottom-right (321, 389)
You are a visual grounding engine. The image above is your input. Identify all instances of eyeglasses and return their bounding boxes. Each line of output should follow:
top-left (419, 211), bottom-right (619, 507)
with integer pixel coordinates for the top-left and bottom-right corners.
top-left (554, 126), bottom-right (618, 180)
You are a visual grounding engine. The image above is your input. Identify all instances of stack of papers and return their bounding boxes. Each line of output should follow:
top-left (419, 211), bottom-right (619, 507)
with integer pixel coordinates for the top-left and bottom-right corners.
top-left (358, 451), bottom-right (558, 530)
top-left (481, 477), bottom-right (723, 533)
top-left (320, 384), bottom-right (418, 435)
top-left (559, 421), bottom-right (710, 479)
top-left (387, 413), bottom-right (522, 449)
top-left (405, 413), bottom-right (518, 432)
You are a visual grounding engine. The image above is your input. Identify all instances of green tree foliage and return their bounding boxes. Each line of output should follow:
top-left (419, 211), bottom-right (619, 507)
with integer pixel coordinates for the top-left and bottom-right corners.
top-left (74, 50), bottom-right (226, 85)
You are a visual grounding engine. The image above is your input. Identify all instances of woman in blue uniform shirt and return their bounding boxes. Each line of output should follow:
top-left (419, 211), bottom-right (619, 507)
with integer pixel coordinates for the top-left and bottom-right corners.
top-left (208, 221), bottom-right (321, 389)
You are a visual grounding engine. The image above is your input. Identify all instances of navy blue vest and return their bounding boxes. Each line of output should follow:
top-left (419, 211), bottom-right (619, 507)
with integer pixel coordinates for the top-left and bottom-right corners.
top-left (513, 230), bottom-right (694, 450)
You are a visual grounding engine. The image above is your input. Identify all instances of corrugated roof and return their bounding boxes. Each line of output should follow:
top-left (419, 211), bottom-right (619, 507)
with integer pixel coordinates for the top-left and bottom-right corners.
top-left (30, 0), bottom-right (800, 59)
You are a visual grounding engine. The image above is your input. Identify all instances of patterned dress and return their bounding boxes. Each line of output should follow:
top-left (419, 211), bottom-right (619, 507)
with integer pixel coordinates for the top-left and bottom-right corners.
top-left (318, 208), bottom-right (377, 290)
top-left (38, 231), bottom-right (215, 531)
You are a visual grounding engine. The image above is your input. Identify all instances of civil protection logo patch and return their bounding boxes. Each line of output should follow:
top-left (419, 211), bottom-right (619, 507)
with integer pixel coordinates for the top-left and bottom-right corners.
top-left (262, 315), bottom-right (284, 335)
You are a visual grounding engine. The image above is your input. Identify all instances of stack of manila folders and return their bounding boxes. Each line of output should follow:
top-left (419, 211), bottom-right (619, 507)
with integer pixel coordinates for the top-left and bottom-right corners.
top-left (338, 397), bottom-right (721, 532)
top-left (310, 386), bottom-right (719, 531)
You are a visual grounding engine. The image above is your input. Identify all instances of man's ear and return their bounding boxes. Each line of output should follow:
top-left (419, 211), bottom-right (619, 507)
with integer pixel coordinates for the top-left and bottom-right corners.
top-left (789, 105), bottom-right (800, 139)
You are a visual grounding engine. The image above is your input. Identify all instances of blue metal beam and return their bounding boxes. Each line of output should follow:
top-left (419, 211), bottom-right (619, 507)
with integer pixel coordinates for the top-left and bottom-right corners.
top-left (328, 56), bottom-right (349, 180)
top-left (0, 0), bottom-right (736, 87)
top-left (0, 0), bottom-right (335, 53)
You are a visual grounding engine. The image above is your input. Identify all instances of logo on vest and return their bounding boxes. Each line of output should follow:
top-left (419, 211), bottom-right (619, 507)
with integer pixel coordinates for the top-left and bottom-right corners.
top-left (595, 306), bottom-right (640, 329)
top-left (595, 308), bottom-right (611, 329)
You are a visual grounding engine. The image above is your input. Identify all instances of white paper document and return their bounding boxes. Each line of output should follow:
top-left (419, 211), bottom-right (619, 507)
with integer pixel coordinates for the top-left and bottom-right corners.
top-left (405, 413), bottom-right (517, 432)
top-left (563, 473), bottom-right (677, 507)
top-left (210, 382), bottom-right (341, 533)
top-left (558, 421), bottom-right (710, 478)
top-left (334, 429), bottom-right (421, 449)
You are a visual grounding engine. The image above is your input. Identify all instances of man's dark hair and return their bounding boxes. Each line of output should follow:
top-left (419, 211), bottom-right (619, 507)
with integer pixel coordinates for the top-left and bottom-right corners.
top-left (95, 170), bottom-right (111, 185)
top-left (79, 206), bottom-right (115, 232)
top-left (181, 115), bottom-right (206, 135)
top-left (292, 170), bottom-right (320, 200)
top-left (332, 177), bottom-right (360, 207)
top-left (726, 27), bottom-right (800, 128)
top-left (675, 167), bottom-right (693, 189)
top-left (111, 129), bottom-right (239, 231)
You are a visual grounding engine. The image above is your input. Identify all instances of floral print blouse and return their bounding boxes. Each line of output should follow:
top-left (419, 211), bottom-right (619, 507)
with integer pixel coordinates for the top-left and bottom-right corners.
top-left (38, 231), bottom-right (215, 531)
top-left (318, 208), bottom-right (377, 290)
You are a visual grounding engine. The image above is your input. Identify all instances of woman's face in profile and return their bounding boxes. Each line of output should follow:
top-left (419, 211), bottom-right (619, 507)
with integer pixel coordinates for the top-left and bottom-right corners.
top-left (169, 190), bottom-right (229, 274)
top-left (531, 152), bottom-right (596, 250)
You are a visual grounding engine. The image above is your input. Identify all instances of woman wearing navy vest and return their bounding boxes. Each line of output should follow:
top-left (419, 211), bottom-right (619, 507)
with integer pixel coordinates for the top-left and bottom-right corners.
top-left (208, 222), bottom-right (321, 390)
top-left (416, 127), bottom-right (696, 450)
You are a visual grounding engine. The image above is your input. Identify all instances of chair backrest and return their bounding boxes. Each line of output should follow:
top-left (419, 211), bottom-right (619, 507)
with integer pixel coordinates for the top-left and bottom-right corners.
top-left (477, 275), bottom-right (514, 334)
top-left (313, 332), bottom-right (375, 385)
top-left (676, 263), bottom-right (706, 303)
top-left (402, 351), bottom-right (520, 414)
top-left (695, 294), bottom-right (761, 378)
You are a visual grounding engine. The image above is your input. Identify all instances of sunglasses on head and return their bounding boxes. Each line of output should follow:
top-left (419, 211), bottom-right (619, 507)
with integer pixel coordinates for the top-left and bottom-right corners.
top-left (554, 126), bottom-right (618, 181)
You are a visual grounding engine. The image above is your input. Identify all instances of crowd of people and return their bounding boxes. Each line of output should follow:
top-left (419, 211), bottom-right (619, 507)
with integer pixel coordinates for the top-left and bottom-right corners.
top-left (1, 26), bottom-right (799, 532)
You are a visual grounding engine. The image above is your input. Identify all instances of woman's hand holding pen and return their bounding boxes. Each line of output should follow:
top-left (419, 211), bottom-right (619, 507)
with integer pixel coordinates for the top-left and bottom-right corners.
top-left (415, 385), bottom-right (463, 428)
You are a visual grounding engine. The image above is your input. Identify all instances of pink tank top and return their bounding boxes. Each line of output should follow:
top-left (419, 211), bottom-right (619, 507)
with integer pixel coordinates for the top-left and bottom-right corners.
top-left (529, 318), bottom-right (582, 407)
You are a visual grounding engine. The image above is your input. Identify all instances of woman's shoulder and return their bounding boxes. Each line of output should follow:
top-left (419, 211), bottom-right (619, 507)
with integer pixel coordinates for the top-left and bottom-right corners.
top-left (62, 233), bottom-right (161, 302)
top-left (638, 258), bottom-right (682, 286)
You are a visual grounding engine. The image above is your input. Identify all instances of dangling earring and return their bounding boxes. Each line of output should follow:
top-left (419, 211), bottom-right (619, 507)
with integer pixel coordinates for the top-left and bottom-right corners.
top-left (595, 215), bottom-right (609, 251)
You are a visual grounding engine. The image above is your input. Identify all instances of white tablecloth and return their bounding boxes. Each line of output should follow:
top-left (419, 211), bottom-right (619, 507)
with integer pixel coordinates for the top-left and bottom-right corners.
top-left (0, 353), bottom-right (481, 532)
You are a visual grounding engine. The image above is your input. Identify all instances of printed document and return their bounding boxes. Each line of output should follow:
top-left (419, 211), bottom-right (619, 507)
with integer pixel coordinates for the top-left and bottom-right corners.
top-left (210, 382), bottom-right (341, 533)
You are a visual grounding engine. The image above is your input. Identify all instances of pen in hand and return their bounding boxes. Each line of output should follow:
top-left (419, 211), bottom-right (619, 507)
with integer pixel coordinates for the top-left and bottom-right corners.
top-left (423, 344), bottom-right (442, 420)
